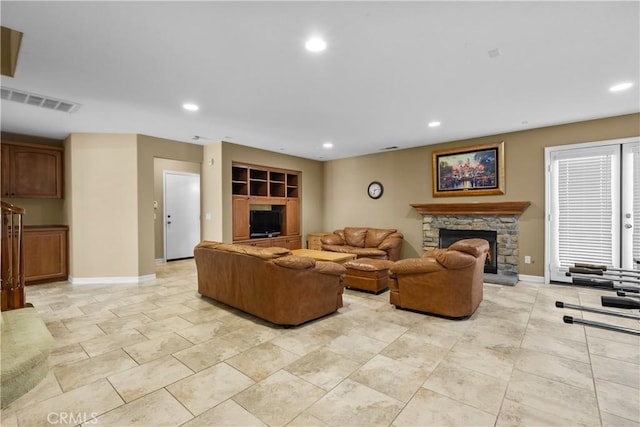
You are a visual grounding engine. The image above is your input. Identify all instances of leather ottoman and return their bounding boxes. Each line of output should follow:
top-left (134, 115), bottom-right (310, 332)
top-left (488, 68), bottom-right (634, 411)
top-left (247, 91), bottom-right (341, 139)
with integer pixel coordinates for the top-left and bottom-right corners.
top-left (343, 258), bottom-right (394, 294)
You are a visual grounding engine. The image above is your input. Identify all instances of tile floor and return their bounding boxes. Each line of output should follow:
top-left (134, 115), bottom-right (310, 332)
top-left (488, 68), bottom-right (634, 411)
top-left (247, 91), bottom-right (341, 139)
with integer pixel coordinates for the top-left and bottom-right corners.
top-left (2, 259), bottom-right (639, 426)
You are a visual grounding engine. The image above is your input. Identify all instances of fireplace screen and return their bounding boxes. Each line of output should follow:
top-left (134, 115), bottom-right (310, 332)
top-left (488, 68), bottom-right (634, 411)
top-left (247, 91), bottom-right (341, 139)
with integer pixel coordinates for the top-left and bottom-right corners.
top-left (439, 229), bottom-right (498, 274)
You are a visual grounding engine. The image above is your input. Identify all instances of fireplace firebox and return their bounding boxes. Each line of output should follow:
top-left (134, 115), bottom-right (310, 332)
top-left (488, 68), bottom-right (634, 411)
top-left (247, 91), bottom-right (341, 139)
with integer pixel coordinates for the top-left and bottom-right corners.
top-left (439, 229), bottom-right (498, 274)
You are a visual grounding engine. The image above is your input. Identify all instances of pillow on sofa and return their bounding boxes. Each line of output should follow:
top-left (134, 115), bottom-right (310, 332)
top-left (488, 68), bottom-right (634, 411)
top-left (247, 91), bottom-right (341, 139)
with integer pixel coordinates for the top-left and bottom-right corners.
top-left (365, 228), bottom-right (396, 248)
top-left (273, 255), bottom-right (315, 269)
top-left (344, 227), bottom-right (368, 248)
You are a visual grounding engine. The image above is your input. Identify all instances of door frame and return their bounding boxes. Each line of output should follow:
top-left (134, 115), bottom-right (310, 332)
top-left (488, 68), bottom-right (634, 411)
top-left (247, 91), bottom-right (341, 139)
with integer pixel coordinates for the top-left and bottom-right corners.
top-left (544, 136), bottom-right (638, 284)
top-left (163, 171), bottom-right (201, 262)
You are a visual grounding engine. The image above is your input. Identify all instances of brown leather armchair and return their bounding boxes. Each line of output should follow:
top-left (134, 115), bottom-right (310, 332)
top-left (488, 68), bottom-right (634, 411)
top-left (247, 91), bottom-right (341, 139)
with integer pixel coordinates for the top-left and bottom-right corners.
top-left (320, 227), bottom-right (404, 261)
top-left (388, 239), bottom-right (489, 318)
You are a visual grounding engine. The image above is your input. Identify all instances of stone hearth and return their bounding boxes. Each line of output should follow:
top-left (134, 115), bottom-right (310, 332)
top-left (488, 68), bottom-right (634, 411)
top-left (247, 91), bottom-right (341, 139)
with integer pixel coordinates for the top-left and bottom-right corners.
top-left (411, 202), bottom-right (530, 285)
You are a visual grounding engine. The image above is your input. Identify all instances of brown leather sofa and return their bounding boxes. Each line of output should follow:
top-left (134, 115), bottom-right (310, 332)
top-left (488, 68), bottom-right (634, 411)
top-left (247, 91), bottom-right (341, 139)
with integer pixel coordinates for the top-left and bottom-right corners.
top-left (388, 238), bottom-right (489, 318)
top-left (194, 241), bottom-right (346, 326)
top-left (320, 227), bottom-right (404, 261)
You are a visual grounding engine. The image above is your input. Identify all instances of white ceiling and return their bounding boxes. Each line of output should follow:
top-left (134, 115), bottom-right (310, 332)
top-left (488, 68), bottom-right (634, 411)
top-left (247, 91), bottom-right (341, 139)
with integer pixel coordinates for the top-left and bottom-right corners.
top-left (1, 1), bottom-right (638, 161)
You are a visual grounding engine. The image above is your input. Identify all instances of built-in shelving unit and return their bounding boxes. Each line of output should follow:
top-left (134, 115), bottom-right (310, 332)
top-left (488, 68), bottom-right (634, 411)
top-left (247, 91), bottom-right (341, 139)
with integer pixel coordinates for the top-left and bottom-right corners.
top-left (232, 162), bottom-right (301, 248)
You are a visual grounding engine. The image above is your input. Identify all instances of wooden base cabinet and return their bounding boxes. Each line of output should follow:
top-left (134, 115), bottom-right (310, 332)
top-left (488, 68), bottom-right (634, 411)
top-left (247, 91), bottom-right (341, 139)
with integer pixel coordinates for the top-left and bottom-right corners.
top-left (23, 226), bottom-right (68, 284)
top-left (235, 236), bottom-right (302, 250)
top-left (272, 236), bottom-right (302, 250)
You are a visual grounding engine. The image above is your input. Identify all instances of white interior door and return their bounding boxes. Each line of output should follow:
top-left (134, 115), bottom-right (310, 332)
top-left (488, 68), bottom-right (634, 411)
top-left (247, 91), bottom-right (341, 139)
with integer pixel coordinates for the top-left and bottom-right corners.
top-left (164, 172), bottom-right (200, 261)
top-left (546, 138), bottom-right (639, 283)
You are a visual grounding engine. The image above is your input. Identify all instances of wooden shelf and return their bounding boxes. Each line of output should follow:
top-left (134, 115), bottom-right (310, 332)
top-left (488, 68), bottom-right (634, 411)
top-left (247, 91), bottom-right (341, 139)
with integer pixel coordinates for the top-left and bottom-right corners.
top-left (410, 201), bottom-right (530, 215)
top-left (232, 162), bottom-right (301, 243)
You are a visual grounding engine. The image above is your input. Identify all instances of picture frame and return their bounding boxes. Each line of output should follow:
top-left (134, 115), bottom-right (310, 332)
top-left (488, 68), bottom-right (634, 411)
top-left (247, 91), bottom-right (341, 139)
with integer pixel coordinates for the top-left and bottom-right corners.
top-left (432, 142), bottom-right (505, 197)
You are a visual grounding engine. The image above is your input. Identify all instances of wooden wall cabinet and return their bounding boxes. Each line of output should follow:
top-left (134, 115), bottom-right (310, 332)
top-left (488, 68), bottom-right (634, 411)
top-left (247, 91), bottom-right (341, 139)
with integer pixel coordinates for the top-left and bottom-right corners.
top-left (23, 226), bottom-right (68, 283)
top-left (2, 141), bottom-right (63, 199)
top-left (232, 162), bottom-right (301, 247)
top-left (232, 196), bottom-right (251, 241)
top-left (285, 198), bottom-right (299, 236)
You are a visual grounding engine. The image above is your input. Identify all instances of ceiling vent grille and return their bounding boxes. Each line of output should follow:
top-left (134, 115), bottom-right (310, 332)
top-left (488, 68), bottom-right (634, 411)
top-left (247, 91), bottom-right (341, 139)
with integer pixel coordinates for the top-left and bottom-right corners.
top-left (1, 87), bottom-right (80, 113)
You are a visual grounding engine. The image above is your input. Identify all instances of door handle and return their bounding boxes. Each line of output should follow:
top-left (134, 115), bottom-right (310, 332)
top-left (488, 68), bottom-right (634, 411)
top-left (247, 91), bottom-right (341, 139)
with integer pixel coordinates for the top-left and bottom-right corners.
top-left (624, 224), bottom-right (632, 229)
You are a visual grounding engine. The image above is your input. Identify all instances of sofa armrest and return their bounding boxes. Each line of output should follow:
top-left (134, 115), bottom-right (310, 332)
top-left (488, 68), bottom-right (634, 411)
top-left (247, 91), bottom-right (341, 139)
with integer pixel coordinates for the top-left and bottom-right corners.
top-left (378, 236), bottom-right (403, 251)
top-left (313, 261), bottom-right (347, 276)
top-left (321, 234), bottom-right (344, 246)
top-left (389, 258), bottom-right (444, 276)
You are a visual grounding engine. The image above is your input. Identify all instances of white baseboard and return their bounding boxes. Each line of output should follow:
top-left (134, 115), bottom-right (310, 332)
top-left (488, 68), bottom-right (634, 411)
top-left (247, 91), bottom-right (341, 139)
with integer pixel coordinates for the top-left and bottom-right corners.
top-left (154, 258), bottom-right (165, 264)
top-left (69, 274), bottom-right (156, 285)
top-left (518, 274), bottom-right (545, 284)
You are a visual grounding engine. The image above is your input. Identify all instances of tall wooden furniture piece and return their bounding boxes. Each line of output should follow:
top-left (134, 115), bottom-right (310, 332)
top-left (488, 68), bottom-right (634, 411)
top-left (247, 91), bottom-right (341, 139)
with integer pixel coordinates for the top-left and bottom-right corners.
top-left (232, 163), bottom-right (302, 249)
top-left (1, 201), bottom-right (26, 311)
top-left (307, 232), bottom-right (330, 251)
top-left (2, 141), bottom-right (63, 198)
top-left (2, 139), bottom-right (68, 284)
top-left (23, 226), bottom-right (68, 283)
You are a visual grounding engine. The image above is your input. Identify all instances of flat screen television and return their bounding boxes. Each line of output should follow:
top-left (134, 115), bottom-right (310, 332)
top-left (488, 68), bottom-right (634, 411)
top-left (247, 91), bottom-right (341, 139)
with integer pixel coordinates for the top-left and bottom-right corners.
top-left (250, 210), bottom-right (281, 238)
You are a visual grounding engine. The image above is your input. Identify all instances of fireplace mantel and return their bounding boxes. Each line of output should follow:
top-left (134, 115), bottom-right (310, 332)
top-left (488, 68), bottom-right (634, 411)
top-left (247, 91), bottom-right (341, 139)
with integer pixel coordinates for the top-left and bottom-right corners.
top-left (411, 201), bottom-right (530, 215)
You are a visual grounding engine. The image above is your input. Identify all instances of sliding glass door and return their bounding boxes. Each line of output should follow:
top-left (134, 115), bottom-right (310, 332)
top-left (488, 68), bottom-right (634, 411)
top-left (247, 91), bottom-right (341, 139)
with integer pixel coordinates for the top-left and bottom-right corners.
top-left (546, 137), bottom-right (639, 283)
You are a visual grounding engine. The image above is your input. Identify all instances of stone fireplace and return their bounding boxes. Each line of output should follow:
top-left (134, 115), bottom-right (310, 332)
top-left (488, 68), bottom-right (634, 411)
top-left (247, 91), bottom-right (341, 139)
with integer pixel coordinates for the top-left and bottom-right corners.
top-left (411, 202), bottom-right (530, 285)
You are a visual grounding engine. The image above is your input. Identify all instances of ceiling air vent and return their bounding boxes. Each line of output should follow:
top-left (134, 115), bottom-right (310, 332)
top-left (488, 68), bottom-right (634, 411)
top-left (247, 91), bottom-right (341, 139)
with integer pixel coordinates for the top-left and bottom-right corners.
top-left (1, 86), bottom-right (80, 113)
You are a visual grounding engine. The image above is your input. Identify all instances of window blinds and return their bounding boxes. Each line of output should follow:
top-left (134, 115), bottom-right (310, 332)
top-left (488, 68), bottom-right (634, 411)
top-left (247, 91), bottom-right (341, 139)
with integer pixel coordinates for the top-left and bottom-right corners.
top-left (555, 148), bottom-right (616, 269)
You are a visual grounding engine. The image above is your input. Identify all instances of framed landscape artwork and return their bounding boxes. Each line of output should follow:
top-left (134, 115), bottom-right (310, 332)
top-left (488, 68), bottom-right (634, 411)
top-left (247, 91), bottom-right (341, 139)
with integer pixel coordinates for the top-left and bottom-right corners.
top-left (432, 142), bottom-right (505, 197)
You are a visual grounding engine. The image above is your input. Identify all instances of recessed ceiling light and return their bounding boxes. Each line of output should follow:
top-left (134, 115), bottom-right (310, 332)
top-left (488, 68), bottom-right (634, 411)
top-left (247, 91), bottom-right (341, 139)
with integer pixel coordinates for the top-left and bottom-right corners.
top-left (323, 142), bottom-right (333, 149)
top-left (183, 103), bottom-right (199, 111)
top-left (428, 121), bottom-right (441, 128)
top-left (609, 82), bottom-right (633, 92)
top-left (488, 48), bottom-right (502, 58)
top-left (305, 38), bottom-right (327, 52)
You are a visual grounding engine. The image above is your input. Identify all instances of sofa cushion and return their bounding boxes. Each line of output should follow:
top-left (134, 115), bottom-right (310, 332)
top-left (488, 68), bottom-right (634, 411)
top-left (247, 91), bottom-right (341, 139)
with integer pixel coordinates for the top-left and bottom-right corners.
top-left (273, 255), bottom-right (315, 270)
top-left (347, 247), bottom-right (388, 258)
top-left (344, 227), bottom-right (368, 248)
top-left (214, 243), bottom-right (290, 260)
top-left (365, 228), bottom-right (396, 248)
top-left (344, 258), bottom-right (394, 271)
top-left (321, 245), bottom-right (354, 254)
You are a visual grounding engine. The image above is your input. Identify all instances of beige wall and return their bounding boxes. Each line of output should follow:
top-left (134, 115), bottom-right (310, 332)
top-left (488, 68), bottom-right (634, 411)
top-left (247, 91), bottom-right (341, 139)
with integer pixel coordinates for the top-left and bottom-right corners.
top-left (62, 133), bottom-right (202, 281)
top-left (137, 135), bottom-right (202, 276)
top-left (218, 142), bottom-right (324, 244)
top-left (153, 158), bottom-right (202, 260)
top-left (202, 142), bottom-right (223, 242)
top-left (65, 134), bottom-right (140, 279)
top-left (1, 198), bottom-right (64, 225)
top-left (323, 113), bottom-right (640, 277)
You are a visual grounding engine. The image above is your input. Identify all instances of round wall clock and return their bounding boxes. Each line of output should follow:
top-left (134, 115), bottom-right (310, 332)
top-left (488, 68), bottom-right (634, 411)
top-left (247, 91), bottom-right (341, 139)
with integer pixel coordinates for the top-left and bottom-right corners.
top-left (367, 181), bottom-right (384, 199)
